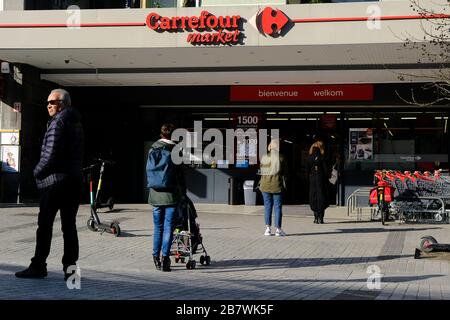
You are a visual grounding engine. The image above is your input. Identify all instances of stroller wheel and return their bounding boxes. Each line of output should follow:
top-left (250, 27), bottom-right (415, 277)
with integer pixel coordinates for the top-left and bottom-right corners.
top-left (87, 218), bottom-right (98, 232)
top-left (186, 260), bottom-right (196, 270)
top-left (205, 256), bottom-right (211, 266)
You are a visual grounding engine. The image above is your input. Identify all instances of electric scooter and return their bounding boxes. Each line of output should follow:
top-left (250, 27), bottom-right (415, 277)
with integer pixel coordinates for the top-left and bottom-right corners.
top-left (415, 236), bottom-right (450, 258)
top-left (83, 158), bottom-right (121, 237)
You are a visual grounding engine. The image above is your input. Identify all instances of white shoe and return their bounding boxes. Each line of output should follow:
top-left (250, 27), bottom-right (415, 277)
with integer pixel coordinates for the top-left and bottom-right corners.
top-left (264, 226), bottom-right (272, 236)
top-left (275, 229), bottom-right (286, 237)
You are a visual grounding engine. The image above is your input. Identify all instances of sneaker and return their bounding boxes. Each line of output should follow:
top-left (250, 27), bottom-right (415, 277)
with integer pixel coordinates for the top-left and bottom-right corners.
top-left (15, 266), bottom-right (47, 279)
top-left (275, 229), bottom-right (286, 237)
top-left (264, 226), bottom-right (272, 236)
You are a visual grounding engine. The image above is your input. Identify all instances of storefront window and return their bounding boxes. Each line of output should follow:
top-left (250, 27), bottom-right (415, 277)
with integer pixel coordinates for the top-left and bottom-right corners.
top-left (344, 111), bottom-right (449, 173)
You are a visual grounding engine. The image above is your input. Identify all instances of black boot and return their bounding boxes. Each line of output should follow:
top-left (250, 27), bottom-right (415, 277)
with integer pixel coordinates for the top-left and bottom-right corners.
top-left (153, 256), bottom-right (161, 271)
top-left (162, 256), bottom-right (171, 272)
top-left (15, 265), bottom-right (48, 279)
top-left (313, 212), bottom-right (318, 224)
top-left (319, 211), bottom-right (324, 224)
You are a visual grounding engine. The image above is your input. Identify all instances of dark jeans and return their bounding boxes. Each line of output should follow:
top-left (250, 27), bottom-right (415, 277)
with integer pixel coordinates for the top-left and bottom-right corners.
top-left (31, 177), bottom-right (82, 271)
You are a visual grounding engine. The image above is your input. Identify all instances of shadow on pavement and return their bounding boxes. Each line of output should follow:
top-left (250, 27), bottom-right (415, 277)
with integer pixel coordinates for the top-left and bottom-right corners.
top-left (101, 208), bottom-right (143, 213)
top-left (225, 274), bottom-right (443, 284)
top-left (205, 255), bottom-right (417, 273)
top-left (0, 262), bottom-right (446, 300)
top-left (287, 227), bottom-right (441, 237)
top-left (118, 230), bottom-right (151, 238)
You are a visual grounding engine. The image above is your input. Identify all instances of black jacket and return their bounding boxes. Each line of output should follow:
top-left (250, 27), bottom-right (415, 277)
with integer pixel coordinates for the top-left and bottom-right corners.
top-left (34, 107), bottom-right (84, 189)
top-left (307, 150), bottom-right (329, 213)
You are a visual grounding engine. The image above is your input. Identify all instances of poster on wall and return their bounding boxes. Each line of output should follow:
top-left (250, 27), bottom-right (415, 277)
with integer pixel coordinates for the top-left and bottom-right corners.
top-left (232, 113), bottom-right (262, 168)
top-left (1, 130), bottom-right (20, 145)
top-left (1, 145), bottom-right (20, 172)
top-left (349, 128), bottom-right (373, 160)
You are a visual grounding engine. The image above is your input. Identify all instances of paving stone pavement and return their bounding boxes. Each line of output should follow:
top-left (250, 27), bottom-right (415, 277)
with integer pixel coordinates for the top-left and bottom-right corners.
top-left (1, 203), bottom-right (450, 300)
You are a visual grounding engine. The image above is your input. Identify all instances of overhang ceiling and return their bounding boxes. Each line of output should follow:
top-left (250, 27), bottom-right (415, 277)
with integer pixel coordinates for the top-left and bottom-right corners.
top-left (0, 43), bottom-right (446, 86)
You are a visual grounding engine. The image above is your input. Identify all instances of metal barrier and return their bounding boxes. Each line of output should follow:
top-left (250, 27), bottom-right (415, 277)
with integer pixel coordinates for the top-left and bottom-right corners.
top-left (346, 187), bottom-right (373, 220)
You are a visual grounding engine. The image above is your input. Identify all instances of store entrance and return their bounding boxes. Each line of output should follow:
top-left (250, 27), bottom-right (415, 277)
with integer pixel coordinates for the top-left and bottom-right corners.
top-left (262, 112), bottom-right (342, 205)
top-left (139, 107), bottom-right (344, 205)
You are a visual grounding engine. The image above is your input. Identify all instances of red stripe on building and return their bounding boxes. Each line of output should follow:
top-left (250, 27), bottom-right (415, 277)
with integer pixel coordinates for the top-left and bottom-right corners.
top-left (291, 14), bottom-right (450, 23)
top-left (0, 14), bottom-right (448, 28)
top-left (0, 22), bottom-right (146, 28)
top-left (230, 84), bottom-right (374, 102)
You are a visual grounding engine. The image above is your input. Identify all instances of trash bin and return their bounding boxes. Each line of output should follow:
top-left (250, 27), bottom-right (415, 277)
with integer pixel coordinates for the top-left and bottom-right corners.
top-left (243, 180), bottom-right (257, 206)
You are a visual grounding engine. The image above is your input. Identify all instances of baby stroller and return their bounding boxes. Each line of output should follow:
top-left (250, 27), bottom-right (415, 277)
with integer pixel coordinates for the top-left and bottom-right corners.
top-left (171, 196), bottom-right (211, 269)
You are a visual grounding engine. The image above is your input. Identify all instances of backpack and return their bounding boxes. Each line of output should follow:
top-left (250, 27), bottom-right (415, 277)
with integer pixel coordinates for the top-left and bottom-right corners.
top-left (146, 145), bottom-right (176, 189)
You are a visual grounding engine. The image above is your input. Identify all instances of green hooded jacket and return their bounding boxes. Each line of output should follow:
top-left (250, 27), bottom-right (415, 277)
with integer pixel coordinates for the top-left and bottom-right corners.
top-left (258, 152), bottom-right (288, 194)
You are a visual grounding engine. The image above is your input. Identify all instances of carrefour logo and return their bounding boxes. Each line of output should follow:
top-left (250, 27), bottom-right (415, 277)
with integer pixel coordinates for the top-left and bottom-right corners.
top-left (252, 7), bottom-right (290, 37)
top-left (145, 11), bottom-right (242, 45)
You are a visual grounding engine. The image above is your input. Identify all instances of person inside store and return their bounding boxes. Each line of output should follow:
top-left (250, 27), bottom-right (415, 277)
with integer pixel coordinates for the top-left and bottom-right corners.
top-left (15, 88), bottom-right (84, 280)
top-left (307, 140), bottom-right (329, 224)
top-left (258, 139), bottom-right (289, 236)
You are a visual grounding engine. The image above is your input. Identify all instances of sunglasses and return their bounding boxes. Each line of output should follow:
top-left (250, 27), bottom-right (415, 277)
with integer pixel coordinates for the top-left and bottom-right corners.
top-left (47, 99), bottom-right (63, 106)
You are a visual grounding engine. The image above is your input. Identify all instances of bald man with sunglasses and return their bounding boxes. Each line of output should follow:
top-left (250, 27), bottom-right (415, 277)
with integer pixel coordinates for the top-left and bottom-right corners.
top-left (15, 89), bottom-right (84, 281)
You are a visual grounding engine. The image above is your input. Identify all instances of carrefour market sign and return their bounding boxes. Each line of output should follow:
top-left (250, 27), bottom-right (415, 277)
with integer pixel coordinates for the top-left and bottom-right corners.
top-left (146, 11), bottom-right (242, 45)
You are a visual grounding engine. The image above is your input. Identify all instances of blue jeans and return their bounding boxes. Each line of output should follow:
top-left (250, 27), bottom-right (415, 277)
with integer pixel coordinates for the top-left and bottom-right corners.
top-left (152, 206), bottom-right (176, 257)
top-left (262, 192), bottom-right (283, 228)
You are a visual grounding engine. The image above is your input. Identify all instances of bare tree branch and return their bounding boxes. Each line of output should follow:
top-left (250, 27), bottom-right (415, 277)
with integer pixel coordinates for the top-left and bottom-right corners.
top-left (396, 0), bottom-right (450, 105)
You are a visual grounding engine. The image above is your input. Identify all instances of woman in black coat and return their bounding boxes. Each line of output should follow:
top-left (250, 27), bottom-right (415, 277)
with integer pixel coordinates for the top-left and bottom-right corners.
top-left (307, 141), bottom-right (329, 224)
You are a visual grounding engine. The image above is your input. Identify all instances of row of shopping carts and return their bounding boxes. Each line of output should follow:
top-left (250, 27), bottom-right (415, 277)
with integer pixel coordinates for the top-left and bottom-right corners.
top-left (370, 170), bottom-right (450, 224)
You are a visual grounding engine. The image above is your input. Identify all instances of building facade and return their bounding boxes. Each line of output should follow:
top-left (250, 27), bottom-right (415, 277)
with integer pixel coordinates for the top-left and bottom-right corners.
top-left (0, 0), bottom-right (449, 204)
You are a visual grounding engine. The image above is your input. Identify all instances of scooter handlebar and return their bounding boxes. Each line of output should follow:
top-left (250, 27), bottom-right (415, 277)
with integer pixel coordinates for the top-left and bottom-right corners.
top-left (83, 159), bottom-right (116, 171)
top-left (93, 158), bottom-right (116, 166)
top-left (82, 163), bottom-right (99, 171)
